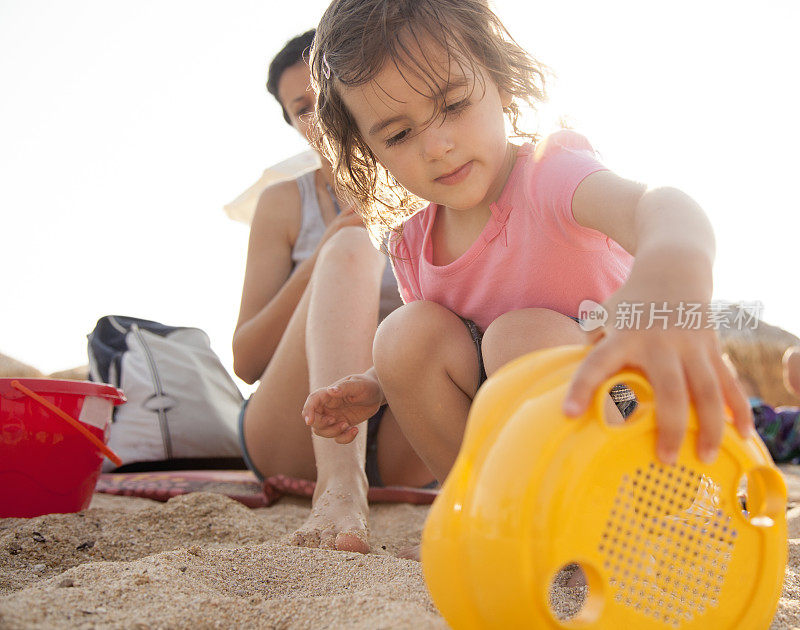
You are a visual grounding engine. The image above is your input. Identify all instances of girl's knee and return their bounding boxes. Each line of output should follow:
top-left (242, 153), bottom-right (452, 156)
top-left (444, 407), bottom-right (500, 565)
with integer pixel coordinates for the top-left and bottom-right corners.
top-left (484, 307), bottom-right (575, 339)
top-left (482, 308), bottom-right (584, 375)
top-left (316, 226), bottom-right (383, 273)
top-left (373, 301), bottom-right (460, 375)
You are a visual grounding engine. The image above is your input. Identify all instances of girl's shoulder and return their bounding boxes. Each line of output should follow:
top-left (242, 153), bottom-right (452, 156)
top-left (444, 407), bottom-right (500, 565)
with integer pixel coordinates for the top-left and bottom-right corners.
top-left (531, 129), bottom-right (597, 163)
top-left (505, 130), bottom-right (599, 200)
top-left (515, 130), bottom-right (603, 201)
top-left (388, 202), bottom-right (436, 259)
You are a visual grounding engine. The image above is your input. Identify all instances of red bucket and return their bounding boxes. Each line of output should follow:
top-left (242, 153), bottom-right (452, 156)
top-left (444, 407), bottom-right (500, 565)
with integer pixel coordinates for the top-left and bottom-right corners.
top-left (0, 378), bottom-right (126, 518)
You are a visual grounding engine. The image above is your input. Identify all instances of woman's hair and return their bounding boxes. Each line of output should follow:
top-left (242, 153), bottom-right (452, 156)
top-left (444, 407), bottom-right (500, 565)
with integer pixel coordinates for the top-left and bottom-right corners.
top-left (310, 0), bottom-right (549, 231)
top-left (266, 29), bottom-right (316, 125)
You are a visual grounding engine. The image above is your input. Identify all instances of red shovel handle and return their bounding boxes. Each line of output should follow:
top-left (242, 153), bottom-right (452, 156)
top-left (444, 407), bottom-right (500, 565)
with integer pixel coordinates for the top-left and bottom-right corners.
top-left (10, 380), bottom-right (122, 467)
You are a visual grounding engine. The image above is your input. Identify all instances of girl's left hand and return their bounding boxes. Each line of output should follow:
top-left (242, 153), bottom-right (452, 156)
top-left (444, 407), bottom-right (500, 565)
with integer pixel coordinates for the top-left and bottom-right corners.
top-left (302, 372), bottom-right (384, 444)
top-left (563, 289), bottom-right (754, 466)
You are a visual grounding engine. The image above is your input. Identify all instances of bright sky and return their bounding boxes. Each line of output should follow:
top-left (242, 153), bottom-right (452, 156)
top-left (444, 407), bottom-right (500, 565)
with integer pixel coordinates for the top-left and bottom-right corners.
top-left (1, 1), bottom-right (798, 394)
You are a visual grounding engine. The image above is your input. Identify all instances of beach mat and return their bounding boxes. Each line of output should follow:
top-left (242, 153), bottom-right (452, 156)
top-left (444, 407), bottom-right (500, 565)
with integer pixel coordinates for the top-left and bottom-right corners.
top-left (266, 474), bottom-right (439, 505)
top-left (96, 471), bottom-right (273, 507)
top-left (96, 471), bottom-right (438, 508)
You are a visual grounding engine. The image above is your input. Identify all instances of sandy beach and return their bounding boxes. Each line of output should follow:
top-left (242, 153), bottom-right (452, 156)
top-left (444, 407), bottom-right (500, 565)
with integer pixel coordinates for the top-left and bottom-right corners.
top-left (1, 471), bottom-right (798, 629)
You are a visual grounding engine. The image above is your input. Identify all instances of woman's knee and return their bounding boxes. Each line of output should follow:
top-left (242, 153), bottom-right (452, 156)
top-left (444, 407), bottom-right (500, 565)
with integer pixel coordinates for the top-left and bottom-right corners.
top-left (315, 226), bottom-right (384, 275)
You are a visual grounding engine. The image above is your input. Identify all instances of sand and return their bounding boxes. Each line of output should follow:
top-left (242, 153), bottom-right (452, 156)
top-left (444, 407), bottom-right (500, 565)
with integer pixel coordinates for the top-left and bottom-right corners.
top-left (1, 473), bottom-right (798, 629)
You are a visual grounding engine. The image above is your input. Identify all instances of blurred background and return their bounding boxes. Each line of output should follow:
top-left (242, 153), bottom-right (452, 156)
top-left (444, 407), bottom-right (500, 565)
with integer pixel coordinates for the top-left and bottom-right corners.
top-left (1, 0), bottom-right (798, 395)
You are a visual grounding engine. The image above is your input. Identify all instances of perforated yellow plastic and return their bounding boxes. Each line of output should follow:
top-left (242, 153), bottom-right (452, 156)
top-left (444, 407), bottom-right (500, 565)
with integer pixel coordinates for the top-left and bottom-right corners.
top-left (422, 344), bottom-right (787, 629)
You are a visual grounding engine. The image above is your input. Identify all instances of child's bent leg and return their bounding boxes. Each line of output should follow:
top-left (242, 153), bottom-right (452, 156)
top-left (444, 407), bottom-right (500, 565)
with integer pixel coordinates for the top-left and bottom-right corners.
top-left (373, 301), bottom-right (482, 483)
top-left (482, 308), bottom-right (624, 424)
top-left (481, 308), bottom-right (585, 376)
top-left (483, 308), bottom-right (615, 584)
top-left (375, 407), bottom-right (438, 488)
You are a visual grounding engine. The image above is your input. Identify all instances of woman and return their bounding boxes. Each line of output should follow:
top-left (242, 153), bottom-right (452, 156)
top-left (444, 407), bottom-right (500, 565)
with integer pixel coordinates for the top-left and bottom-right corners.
top-left (233, 30), bottom-right (434, 554)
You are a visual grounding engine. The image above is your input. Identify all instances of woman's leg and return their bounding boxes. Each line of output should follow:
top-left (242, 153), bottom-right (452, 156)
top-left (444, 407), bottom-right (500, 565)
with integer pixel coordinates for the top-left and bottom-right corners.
top-left (241, 286), bottom-right (316, 481)
top-left (292, 227), bottom-right (382, 552)
top-left (305, 227), bottom-right (435, 487)
top-left (244, 228), bottom-right (435, 552)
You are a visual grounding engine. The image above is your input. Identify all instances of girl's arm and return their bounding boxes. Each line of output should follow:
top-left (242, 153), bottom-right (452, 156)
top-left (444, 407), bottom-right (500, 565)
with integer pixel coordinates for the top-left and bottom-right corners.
top-left (564, 171), bottom-right (753, 465)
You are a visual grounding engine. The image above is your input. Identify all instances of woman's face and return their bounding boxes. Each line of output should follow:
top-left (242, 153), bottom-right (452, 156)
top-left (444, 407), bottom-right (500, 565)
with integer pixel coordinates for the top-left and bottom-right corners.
top-left (277, 61), bottom-right (316, 143)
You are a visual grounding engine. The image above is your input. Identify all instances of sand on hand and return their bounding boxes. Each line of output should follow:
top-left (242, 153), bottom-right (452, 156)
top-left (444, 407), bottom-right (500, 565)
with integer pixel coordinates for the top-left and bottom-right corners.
top-left (1, 470), bottom-right (799, 629)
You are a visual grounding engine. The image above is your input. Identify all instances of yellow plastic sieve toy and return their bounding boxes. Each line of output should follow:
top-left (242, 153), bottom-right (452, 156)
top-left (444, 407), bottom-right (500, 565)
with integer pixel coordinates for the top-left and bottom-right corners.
top-left (422, 344), bottom-right (787, 630)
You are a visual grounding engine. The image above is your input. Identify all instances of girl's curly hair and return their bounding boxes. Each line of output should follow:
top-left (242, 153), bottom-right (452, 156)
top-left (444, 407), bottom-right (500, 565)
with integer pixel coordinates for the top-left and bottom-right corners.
top-left (309, 0), bottom-right (548, 235)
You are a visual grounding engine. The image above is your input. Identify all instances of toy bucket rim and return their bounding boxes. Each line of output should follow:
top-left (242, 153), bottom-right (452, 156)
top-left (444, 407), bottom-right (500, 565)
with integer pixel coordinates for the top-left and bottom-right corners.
top-left (0, 377), bottom-right (126, 404)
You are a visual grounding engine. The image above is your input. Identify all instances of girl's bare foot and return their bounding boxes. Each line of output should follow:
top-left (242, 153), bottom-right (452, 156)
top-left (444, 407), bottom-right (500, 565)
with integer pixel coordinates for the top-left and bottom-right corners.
top-left (290, 473), bottom-right (370, 553)
top-left (397, 544), bottom-right (420, 561)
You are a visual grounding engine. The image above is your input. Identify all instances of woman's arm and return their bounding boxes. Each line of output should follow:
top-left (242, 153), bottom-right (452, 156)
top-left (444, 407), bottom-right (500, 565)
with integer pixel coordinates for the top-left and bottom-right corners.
top-left (233, 179), bottom-right (365, 384)
top-left (233, 181), bottom-right (310, 384)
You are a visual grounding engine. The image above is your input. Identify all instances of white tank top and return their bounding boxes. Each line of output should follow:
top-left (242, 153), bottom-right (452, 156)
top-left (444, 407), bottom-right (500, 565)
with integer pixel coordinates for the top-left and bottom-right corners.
top-left (291, 170), bottom-right (402, 321)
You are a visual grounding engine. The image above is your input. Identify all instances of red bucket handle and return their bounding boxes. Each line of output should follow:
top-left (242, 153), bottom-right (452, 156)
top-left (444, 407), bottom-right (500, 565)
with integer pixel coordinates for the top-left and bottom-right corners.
top-left (10, 380), bottom-right (123, 467)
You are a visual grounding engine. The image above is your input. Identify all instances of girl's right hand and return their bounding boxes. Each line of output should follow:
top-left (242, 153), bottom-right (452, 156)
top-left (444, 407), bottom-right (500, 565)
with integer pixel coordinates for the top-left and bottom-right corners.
top-left (302, 373), bottom-right (384, 444)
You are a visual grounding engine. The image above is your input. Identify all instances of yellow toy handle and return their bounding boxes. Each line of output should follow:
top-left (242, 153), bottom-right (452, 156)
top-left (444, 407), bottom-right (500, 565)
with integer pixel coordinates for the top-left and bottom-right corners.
top-left (589, 369), bottom-right (654, 428)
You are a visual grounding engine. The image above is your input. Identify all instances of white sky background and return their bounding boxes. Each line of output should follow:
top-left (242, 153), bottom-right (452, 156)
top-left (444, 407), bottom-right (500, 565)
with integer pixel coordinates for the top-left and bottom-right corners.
top-left (1, 0), bottom-right (798, 394)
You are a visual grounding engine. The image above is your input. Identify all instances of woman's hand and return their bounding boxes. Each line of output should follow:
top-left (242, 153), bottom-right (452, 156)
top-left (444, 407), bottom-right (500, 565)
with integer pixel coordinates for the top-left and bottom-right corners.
top-left (302, 371), bottom-right (385, 444)
top-left (315, 207), bottom-right (365, 252)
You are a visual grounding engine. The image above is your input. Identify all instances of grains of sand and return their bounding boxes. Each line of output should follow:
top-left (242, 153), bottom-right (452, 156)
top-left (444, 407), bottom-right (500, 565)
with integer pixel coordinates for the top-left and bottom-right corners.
top-left (0, 470), bottom-right (798, 629)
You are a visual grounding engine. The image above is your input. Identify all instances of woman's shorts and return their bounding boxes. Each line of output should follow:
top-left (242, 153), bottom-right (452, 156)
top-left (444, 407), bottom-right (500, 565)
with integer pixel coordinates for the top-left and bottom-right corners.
top-left (237, 398), bottom-right (390, 487)
top-left (460, 316), bottom-right (638, 419)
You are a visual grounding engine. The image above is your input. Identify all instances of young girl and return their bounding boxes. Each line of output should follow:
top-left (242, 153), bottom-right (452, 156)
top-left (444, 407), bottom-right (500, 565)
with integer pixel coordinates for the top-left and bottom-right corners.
top-left (302, 0), bottom-right (754, 555)
top-left (234, 29), bottom-right (434, 555)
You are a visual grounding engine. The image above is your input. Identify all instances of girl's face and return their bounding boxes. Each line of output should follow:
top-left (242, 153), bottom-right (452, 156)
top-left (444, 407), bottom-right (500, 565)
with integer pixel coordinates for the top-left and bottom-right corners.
top-left (278, 61), bottom-right (316, 143)
top-left (339, 40), bottom-right (514, 215)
